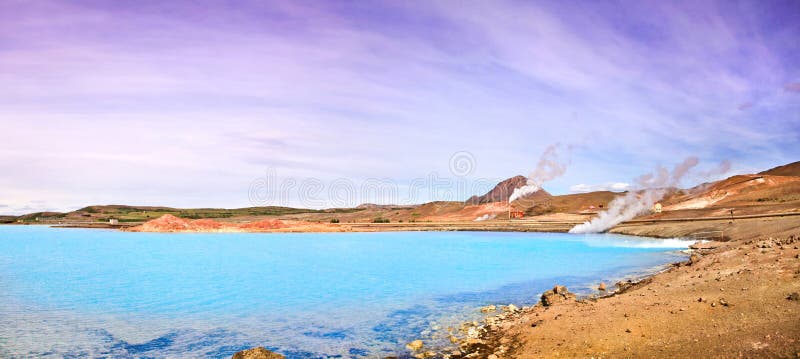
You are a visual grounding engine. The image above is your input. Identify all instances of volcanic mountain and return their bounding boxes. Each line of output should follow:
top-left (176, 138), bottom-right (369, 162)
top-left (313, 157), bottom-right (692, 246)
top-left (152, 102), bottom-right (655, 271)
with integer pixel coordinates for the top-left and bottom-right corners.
top-left (465, 175), bottom-right (552, 204)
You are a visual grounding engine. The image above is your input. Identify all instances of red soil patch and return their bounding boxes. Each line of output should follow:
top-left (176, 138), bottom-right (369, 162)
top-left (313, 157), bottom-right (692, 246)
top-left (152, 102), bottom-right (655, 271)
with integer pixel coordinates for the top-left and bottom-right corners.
top-left (128, 214), bottom-right (297, 233)
top-left (239, 219), bottom-right (286, 230)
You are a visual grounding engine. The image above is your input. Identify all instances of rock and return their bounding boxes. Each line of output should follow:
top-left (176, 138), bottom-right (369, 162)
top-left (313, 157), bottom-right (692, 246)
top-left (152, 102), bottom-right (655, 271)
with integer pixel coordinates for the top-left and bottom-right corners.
top-left (449, 334), bottom-right (459, 343)
top-left (231, 347), bottom-right (285, 359)
top-left (503, 304), bottom-right (519, 312)
top-left (406, 340), bottom-right (424, 352)
top-left (787, 292), bottom-right (800, 301)
top-left (488, 355), bottom-right (499, 359)
top-left (540, 285), bottom-right (576, 306)
top-left (598, 282), bottom-right (607, 291)
top-left (690, 241), bottom-right (719, 250)
top-left (719, 298), bottom-right (729, 307)
top-left (414, 351), bottom-right (435, 359)
top-left (480, 304), bottom-right (496, 313)
top-left (689, 254), bottom-right (700, 265)
top-left (460, 338), bottom-right (486, 351)
top-left (615, 277), bottom-right (653, 294)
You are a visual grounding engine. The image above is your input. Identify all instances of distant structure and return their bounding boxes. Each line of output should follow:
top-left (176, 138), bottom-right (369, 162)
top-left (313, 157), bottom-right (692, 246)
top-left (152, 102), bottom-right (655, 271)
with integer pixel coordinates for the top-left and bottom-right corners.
top-left (109, 218), bottom-right (119, 225)
top-left (653, 203), bottom-right (663, 213)
top-left (509, 211), bottom-right (525, 219)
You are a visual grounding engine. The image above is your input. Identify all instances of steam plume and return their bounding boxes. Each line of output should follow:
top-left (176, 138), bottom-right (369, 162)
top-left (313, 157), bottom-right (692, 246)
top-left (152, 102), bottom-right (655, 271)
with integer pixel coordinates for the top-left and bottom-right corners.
top-left (569, 157), bottom-right (700, 233)
top-left (474, 213), bottom-right (496, 221)
top-left (509, 144), bottom-right (569, 202)
top-left (698, 160), bottom-right (731, 179)
top-left (686, 159), bottom-right (733, 194)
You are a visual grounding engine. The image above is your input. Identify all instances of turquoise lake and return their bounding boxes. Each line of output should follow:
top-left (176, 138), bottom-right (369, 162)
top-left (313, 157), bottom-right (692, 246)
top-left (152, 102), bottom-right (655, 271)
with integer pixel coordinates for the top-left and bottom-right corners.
top-left (0, 226), bottom-right (692, 358)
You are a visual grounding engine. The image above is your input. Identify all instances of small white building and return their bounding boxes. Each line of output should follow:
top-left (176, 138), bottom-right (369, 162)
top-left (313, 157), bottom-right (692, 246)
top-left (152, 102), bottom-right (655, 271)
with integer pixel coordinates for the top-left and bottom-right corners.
top-left (109, 218), bottom-right (119, 225)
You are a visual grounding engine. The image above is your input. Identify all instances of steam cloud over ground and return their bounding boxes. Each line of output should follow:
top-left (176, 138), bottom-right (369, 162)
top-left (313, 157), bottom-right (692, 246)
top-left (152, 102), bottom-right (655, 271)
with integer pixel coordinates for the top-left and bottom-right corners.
top-left (569, 157), bottom-right (700, 233)
top-left (509, 144), bottom-right (570, 203)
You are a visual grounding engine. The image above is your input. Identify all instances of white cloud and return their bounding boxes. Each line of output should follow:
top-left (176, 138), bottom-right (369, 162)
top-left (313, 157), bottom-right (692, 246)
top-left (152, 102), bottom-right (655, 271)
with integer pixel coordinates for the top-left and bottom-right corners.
top-left (570, 182), bottom-right (630, 193)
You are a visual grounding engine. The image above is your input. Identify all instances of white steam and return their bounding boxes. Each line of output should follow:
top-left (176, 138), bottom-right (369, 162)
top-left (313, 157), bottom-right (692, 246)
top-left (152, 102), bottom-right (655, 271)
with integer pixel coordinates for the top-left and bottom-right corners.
top-left (698, 160), bottom-right (731, 179)
top-left (569, 157), bottom-right (700, 234)
top-left (509, 144), bottom-right (569, 203)
top-left (474, 213), bottom-right (496, 221)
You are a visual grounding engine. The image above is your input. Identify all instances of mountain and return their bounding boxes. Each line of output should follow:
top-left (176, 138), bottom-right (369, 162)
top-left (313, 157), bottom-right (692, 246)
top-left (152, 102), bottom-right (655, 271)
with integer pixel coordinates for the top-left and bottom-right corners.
top-left (465, 175), bottom-right (551, 204)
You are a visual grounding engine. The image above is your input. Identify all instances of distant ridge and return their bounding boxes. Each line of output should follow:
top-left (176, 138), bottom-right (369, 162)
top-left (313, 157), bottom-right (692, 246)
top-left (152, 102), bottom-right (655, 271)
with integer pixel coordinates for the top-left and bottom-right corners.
top-left (759, 161), bottom-right (800, 177)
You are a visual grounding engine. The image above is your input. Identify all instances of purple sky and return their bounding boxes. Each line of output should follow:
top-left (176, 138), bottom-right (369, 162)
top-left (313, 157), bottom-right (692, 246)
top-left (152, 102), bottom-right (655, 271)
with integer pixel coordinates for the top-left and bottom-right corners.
top-left (1, 0), bottom-right (799, 214)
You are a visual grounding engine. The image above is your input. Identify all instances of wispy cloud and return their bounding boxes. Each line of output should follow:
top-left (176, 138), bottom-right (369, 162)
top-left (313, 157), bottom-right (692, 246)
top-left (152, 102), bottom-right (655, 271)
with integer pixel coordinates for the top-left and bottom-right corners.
top-left (570, 183), bottom-right (631, 194)
top-left (785, 82), bottom-right (800, 93)
top-left (0, 0), bottom-right (798, 212)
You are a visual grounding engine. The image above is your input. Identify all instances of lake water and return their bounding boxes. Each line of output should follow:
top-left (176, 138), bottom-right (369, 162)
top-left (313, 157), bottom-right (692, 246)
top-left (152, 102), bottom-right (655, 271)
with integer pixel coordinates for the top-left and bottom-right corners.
top-left (0, 226), bottom-right (691, 358)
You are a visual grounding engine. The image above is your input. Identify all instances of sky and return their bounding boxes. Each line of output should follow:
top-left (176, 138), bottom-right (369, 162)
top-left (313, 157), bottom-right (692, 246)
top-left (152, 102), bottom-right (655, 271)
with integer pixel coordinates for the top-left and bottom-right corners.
top-left (1, 0), bottom-right (799, 214)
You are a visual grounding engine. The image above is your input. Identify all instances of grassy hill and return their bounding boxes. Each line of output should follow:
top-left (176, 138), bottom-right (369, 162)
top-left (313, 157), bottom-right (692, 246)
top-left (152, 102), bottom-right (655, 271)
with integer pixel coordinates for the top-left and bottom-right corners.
top-left (11, 205), bottom-right (361, 224)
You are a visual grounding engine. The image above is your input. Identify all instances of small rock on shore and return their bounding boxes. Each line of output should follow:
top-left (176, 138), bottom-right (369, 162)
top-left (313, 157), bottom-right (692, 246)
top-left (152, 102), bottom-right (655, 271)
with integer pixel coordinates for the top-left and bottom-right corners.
top-left (231, 347), bottom-right (285, 359)
top-left (540, 285), bottom-right (576, 306)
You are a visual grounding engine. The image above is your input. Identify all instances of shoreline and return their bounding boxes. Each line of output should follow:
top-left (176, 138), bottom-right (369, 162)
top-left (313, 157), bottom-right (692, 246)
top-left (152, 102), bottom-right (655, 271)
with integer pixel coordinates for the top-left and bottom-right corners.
top-left (429, 216), bottom-right (800, 358)
top-left (401, 255), bottom-right (689, 359)
top-left (9, 211), bottom-right (797, 236)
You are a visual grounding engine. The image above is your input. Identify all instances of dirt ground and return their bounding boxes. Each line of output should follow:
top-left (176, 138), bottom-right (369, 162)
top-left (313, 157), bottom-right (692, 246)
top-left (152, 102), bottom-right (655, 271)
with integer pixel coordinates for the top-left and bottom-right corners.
top-left (449, 216), bottom-right (800, 358)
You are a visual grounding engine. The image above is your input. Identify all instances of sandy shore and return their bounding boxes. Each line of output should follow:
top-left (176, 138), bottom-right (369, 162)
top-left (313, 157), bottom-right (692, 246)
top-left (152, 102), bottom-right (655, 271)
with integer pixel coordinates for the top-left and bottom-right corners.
top-left (420, 216), bottom-right (800, 358)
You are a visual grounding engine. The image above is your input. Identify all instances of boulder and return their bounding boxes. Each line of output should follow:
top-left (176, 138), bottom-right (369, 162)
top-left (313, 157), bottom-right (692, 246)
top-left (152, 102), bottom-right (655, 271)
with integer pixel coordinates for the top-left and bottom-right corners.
top-left (540, 285), bottom-right (576, 306)
top-left (690, 241), bottom-right (719, 250)
top-left (406, 340), bottom-right (424, 352)
top-left (598, 282), bottom-right (607, 291)
top-left (231, 347), bottom-right (285, 359)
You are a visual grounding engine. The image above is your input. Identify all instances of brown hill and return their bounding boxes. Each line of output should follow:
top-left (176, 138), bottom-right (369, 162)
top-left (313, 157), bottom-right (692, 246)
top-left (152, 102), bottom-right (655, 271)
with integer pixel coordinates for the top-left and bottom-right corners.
top-left (759, 160), bottom-right (800, 176)
top-left (663, 174), bottom-right (800, 211)
top-left (530, 191), bottom-right (622, 215)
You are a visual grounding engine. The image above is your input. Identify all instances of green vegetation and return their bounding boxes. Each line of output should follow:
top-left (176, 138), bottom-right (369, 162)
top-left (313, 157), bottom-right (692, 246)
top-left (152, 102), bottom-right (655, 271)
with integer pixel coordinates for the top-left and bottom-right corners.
top-left (80, 206), bottom-right (100, 213)
top-left (3, 204), bottom-right (369, 224)
top-left (14, 212), bottom-right (67, 223)
top-left (372, 218), bottom-right (390, 223)
top-left (71, 205), bottom-right (330, 222)
top-left (325, 208), bottom-right (365, 214)
top-left (330, 218), bottom-right (340, 223)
